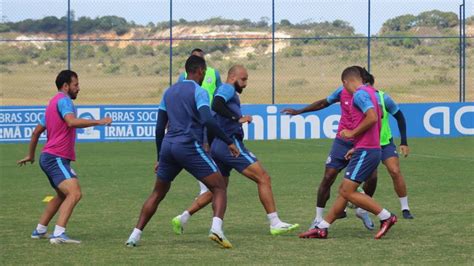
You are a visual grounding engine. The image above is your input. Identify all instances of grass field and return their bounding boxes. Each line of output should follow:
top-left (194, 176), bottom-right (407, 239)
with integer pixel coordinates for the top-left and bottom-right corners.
top-left (1, 138), bottom-right (473, 264)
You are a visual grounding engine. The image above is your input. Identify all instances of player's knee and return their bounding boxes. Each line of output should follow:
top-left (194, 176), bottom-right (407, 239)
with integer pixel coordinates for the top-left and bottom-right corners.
top-left (257, 172), bottom-right (271, 186)
top-left (388, 167), bottom-right (402, 178)
top-left (338, 186), bottom-right (351, 199)
top-left (69, 190), bottom-right (82, 202)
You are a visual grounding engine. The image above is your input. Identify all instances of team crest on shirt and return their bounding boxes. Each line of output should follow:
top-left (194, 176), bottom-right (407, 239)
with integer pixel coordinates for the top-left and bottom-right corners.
top-left (326, 155), bottom-right (332, 164)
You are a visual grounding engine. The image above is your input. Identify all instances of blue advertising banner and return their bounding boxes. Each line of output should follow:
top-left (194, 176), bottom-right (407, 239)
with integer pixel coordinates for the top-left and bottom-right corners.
top-left (1, 103), bottom-right (473, 143)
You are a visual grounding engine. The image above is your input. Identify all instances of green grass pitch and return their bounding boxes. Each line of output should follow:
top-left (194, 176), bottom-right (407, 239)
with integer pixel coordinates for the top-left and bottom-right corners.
top-left (1, 138), bottom-right (473, 264)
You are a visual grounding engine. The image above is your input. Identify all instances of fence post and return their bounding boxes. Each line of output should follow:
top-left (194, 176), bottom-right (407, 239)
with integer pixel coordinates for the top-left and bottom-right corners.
top-left (67, 0), bottom-right (71, 70)
top-left (459, 4), bottom-right (463, 102)
top-left (462, 0), bottom-right (466, 102)
top-left (272, 0), bottom-right (275, 104)
top-left (169, 0), bottom-right (173, 87)
top-left (367, 0), bottom-right (371, 72)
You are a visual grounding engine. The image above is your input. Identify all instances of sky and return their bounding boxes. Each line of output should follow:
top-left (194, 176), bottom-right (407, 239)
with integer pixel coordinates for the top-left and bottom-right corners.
top-left (2, 0), bottom-right (472, 34)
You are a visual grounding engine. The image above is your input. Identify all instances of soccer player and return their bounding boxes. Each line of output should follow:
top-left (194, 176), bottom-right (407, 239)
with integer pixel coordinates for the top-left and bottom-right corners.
top-left (171, 65), bottom-right (299, 236)
top-left (125, 55), bottom-right (239, 249)
top-left (281, 78), bottom-right (376, 230)
top-left (17, 70), bottom-right (112, 244)
top-left (361, 70), bottom-right (414, 219)
top-left (299, 66), bottom-right (397, 239)
top-left (178, 48), bottom-right (223, 201)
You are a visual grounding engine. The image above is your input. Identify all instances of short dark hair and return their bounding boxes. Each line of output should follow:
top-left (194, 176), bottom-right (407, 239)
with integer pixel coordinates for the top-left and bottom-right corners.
top-left (354, 66), bottom-right (375, 85)
top-left (55, 70), bottom-right (78, 90)
top-left (341, 66), bottom-right (362, 82)
top-left (191, 48), bottom-right (204, 55)
top-left (185, 55), bottom-right (206, 74)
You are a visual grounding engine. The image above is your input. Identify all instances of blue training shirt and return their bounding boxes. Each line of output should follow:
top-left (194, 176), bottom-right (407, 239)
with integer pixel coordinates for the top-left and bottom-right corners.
top-left (326, 86), bottom-right (344, 105)
top-left (214, 83), bottom-right (244, 138)
top-left (159, 80), bottom-right (210, 144)
top-left (353, 90), bottom-right (374, 114)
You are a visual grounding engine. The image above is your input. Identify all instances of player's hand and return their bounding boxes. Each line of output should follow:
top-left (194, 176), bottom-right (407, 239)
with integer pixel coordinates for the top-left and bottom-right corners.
top-left (154, 161), bottom-right (159, 173)
top-left (399, 145), bottom-right (410, 158)
top-left (344, 148), bottom-right (355, 160)
top-left (228, 143), bottom-right (240, 158)
top-left (340, 129), bottom-right (354, 139)
top-left (203, 143), bottom-right (210, 153)
top-left (281, 108), bottom-right (301, 115)
top-left (101, 117), bottom-right (112, 126)
top-left (17, 155), bottom-right (34, 166)
top-left (238, 115), bottom-right (252, 124)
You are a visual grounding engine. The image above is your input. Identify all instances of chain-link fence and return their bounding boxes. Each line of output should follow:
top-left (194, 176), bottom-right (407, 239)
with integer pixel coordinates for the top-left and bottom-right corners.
top-left (1, 0), bottom-right (472, 105)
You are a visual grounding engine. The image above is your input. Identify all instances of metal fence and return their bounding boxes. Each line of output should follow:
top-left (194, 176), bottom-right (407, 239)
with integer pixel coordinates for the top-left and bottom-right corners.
top-left (0, 0), bottom-right (472, 105)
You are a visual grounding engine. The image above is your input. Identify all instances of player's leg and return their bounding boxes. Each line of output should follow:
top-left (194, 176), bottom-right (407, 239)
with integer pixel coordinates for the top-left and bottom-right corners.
top-left (240, 161), bottom-right (299, 235)
top-left (183, 141), bottom-right (231, 248)
top-left (383, 156), bottom-right (413, 219)
top-left (38, 154), bottom-right (82, 244)
top-left (200, 172), bottom-right (232, 248)
top-left (49, 178), bottom-right (82, 244)
top-left (312, 138), bottom-right (353, 227)
top-left (300, 149), bottom-right (396, 239)
top-left (126, 141), bottom-right (180, 247)
top-left (172, 157), bottom-right (231, 235)
top-left (353, 169), bottom-right (377, 230)
top-left (314, 167), bottom-right (340, 226)
top-left (32, 188), bottom-right (66, 239)
top-left (126, 179), bottom-right (172, 247)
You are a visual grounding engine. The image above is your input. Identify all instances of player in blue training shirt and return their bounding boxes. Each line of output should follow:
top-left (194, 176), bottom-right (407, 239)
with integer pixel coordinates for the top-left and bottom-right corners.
top-left (171, 65), bottom-right (299, 236)
top-left (125, 55), bottom-right (239, 249)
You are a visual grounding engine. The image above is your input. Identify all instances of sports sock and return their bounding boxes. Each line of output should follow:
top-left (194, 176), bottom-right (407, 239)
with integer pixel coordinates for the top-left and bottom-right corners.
top-left (377, 209), bottom-right (391, 220)
top-left (399, 196), bottom-right (409, 210)
top-left (315, 207), bottom-right (324, 223)
top-left (211, 217), bottom-right (223, 233)
top-left (36, 224), bottom-right (47, 234)
top-left (130, 228), bottom-right (142, 240)
top-left (180, 211), bottom-right (191, 225)
top-left (267, 212), bottom-right (282, 227)
top-left (317, 220), bottom-right (331, 229)
top-left (53, 225), bottom-right (65, 237)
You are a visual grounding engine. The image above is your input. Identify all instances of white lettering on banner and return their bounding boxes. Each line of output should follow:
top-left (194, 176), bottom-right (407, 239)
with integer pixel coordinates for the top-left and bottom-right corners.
top-left (0, 113), bottom-right (23, 123)
top-left (24, 112), bottom-right (44, 123)
top-left (454, 106), bottom-right (474, 135)
top-left (104, 111), bottom-right (135, 122)
top-left (280, 115), bottom-right (320, 139)
top-left (136, 126), bottom-right (156, 137)
top-left (137, 111), bottom-right (157, 122)
top-left (423, 107), bottom-right (450, 135)
top-left (106, 125), bottom-right (134, 137)
top-left (267, 106), bottom-right (277, 140)
top-left (323, 115), bottom-right (340, 139)
top-left (0, 127), bottom-right (22, 139)
top-left (243, 116), bottom-right (264, 139)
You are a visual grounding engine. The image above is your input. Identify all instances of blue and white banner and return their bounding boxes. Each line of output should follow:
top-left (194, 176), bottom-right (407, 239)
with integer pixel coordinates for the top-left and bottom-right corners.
top-left (1, 103), bottom-right (473, 143)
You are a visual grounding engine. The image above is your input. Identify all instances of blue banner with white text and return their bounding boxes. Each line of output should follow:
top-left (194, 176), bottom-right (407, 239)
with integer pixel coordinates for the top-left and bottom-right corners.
top-left (1, 103), bottom-right (473, 143)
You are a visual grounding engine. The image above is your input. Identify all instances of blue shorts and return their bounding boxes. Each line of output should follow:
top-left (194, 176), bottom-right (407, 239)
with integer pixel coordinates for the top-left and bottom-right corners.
top-left (211, 136), bottom-right (258, 177)
top-left (156, 140), bottom-right (219, 182)
top-left (39, 152), bottom-right (77, 189)
top-left (381, 139), bottom-right (399, 161)
top-left (344, 148), bottom-right (381, 183)
top-left (325, 137), bottom-right (354, 171)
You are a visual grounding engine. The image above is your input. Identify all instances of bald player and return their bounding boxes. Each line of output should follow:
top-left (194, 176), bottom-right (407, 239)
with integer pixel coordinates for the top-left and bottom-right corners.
top-left (171, 65), bottom-right (299, 236)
